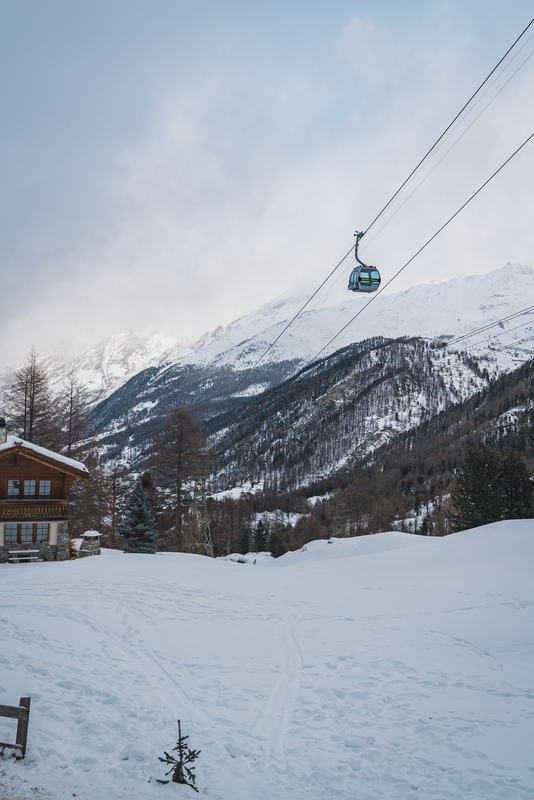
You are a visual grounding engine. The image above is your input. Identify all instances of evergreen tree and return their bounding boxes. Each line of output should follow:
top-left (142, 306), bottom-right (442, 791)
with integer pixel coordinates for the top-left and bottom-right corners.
top-left (157, 720), bottom-right (201, 790)
top-left (254, 520), bottom-right (267, 552)
top-left (140, 470), bottom-right (159, 519)
top-left (450, 443), bottom-right (503, 532)
top-left (268, 531), bottom-right (287, 558)
top-left (238, 527), bottom-right (250, 555)
top-left (450, 443), bottom-right (534, 532)
top-left (119, 479), bottom-right (158, 554)
top-left (499, 452), bottom-right (534, 519)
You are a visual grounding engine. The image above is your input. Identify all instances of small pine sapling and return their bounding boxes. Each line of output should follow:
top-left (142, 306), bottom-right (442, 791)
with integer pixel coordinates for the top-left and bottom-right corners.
top-left (157, 720), bottom-right (201, 791)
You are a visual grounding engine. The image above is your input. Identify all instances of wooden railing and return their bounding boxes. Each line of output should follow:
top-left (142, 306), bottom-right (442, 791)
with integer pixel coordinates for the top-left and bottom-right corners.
top-left (0, 501), bottom-right (69, 520)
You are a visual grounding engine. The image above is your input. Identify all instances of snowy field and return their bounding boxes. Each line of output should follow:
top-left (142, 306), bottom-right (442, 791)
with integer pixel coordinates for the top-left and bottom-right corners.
top-left (1, 522), bottom-right (533, 799)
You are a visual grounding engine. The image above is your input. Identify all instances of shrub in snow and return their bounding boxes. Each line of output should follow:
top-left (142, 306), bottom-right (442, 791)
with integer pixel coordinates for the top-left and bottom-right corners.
top-left (157, 720), bottom-right (201, 791)
top-left (119, 479), bottom-right (158, 553)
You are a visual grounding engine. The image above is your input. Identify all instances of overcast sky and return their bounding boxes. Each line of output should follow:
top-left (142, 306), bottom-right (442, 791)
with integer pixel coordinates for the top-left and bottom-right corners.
top-left (1, 0), bottom-right (534, 366)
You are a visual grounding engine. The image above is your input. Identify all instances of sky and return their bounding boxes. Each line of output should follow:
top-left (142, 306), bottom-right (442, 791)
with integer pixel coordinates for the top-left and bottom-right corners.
top-left (1, 0), bottom-right (534, 366)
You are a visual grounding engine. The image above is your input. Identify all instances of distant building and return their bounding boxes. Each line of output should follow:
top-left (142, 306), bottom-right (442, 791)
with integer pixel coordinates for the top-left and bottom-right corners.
top-left (0, 420), bottom-right (89, 563)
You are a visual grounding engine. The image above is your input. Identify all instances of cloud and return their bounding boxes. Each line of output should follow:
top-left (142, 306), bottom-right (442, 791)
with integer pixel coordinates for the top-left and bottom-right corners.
top-left (1, 1), bottom-right (533, 367)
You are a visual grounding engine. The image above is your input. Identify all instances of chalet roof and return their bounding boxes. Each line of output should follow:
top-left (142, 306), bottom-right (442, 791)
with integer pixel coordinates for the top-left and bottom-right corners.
top-left (0, 436), bottom-right (89, 479)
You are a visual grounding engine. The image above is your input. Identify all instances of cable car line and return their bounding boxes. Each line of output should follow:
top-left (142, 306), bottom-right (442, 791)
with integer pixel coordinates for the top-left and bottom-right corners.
top-left (359, 41), bottom-right (534, 254)
top-left (306, 129), bottom-right (534, 367)
top-left (449, 302), bottom-right (534, 345)
top-left (231, 244), bottom-right (355, 393)
top-left (498, 332), bottom-right (534, 350)
top-left (361, 16), bottom-right (534, 238)
top-left (296, 38), bottom-right (534, 316)
top-left (229, 18), bottom-right (534, 395)
top-left (467, 316), bottom-right (534, 350)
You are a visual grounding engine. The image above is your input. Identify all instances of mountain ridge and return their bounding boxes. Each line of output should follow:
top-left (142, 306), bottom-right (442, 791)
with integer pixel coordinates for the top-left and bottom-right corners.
top-left (51, 262), bottom-right (534, 405)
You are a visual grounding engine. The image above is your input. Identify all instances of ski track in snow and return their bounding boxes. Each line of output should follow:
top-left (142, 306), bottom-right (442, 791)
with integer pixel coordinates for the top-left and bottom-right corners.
top-left (252, 605), bottom-right (304, 768)
top-left (1, 526), bottom-right (534, 799)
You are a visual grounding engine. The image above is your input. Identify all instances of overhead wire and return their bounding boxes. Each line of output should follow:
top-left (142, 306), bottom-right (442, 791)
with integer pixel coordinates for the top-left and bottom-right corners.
top-left (231, 244), bottom-right (355, 393)
top-left (291, 28), bottom-right (534, 331)
top-left (361, 16), bottom-right (534, 236)
top-left (230, 16), bottom-right (534, 394)
top-left (304, 130), bottom-right (534, 368)
top-left (467, 316), bottom-right (534, 350)
top-left (449, 302), bottom-right (534, 345)
top-left (494, 335), bottom-right (534, 353)
top-left (498, 332), bottom-right (534, 350)
top-left (360, 40), bottom-right (534, 252)
top-left (307, 35), bottom-right (534, 318)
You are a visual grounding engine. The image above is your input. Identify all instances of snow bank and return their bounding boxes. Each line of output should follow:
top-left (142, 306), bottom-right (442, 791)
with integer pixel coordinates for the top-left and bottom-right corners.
top-left (273, 531), bottom-right (431, 567)
top-left (218, 552), bottom-right (273, 565)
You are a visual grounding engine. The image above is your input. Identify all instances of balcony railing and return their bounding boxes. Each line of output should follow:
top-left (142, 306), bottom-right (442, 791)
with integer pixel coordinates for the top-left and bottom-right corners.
top-left (0, 500), bottom-right (69, 521)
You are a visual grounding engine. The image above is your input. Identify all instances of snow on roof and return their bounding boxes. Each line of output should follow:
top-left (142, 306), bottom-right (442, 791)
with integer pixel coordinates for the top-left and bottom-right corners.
top-left (82, 530), bottom-right (102, 537)
top-left (0, 435), bottom-right (89, 473)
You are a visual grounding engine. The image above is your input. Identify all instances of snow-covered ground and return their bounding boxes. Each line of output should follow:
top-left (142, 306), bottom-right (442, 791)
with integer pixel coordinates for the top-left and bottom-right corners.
top-left (1, 522), bottom-right (533, 799)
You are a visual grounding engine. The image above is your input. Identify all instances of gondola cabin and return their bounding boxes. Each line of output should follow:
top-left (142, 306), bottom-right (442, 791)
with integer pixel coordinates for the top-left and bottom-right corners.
top-left (348, 229), bottom-right (381, 293)
top-left (0, 423), bottom-right (89, 564)
top-left (348, 266), bottom-right (381, 293)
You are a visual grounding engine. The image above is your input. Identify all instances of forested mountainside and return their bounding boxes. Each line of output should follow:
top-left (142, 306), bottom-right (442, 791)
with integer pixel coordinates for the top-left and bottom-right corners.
top-left (206, 357), bottom-right (534, 552)
top-left (90, 335), bottom-right (491, 473)
top-left (206, 337), bottom-right (492, 491)
top-left (91, 357), bottom-right (301, 463)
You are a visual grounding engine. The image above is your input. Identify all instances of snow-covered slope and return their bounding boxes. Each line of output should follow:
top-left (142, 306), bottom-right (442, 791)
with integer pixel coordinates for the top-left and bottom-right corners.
top-left (175, 262), bottom-right (534, 371)
top-left (1, 520), bottom-right (533, 799)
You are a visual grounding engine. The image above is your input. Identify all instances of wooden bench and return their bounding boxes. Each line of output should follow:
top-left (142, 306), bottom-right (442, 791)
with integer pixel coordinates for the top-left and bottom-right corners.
top-left (0, 697), bottom-right (31, 758)
top-left (8, 550), bottom-right (40, 563)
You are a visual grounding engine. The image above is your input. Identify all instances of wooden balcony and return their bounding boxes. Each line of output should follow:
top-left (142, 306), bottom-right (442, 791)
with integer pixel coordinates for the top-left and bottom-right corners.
top-left (0, 500), bottom-right (69, 521)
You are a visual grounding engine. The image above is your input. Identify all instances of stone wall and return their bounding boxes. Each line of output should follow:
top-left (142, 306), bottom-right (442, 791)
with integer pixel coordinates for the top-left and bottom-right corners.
top-left (0, 521), bottom-right (70, 563)
top-left (77, 535), bottom-right (101, 558)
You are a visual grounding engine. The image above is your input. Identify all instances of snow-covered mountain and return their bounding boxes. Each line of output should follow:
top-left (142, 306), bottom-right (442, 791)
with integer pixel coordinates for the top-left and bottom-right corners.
top-left (174, 262), bottom-right (534, 372)
top-left (7, 262), bottom-right (529, 409)
top-left (207, 336), bottom-right (494, 490)
top-left (3, 263), bottom-right (533, 481)
top-left (73, 262), bottom-right (534, 472)
top-left (45, 330), bottom-right (185, 402)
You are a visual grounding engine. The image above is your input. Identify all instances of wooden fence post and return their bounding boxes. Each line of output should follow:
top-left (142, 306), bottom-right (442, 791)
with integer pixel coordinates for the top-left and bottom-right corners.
top-left (16, 697), bottom-right (31, 757)
top-left (0, 697), bottom-right (31, 758)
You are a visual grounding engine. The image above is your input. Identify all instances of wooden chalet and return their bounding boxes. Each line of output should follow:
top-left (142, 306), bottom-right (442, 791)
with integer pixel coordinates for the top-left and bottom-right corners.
top-left (0, 420), bottom-right (89, 563)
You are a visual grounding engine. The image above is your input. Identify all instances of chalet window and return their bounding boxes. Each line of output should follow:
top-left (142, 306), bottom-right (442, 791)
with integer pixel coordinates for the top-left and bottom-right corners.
top-left (20, 523), bottom-right (33, 542)
top-left (4, 522), bottom-right (50, 544)
top-left (6, 479), bottom-right (52, 498)
top-left (5, 524), bottom-right (17, 543)
top-left (36, 523), bottom-right (49, 542)
top-left (39, 480), bottom-right (51, 497)
top-left (7, 480), bottom-right (20, 497)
